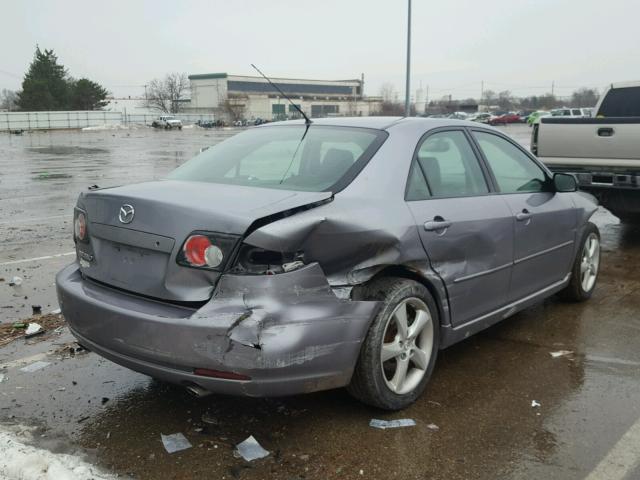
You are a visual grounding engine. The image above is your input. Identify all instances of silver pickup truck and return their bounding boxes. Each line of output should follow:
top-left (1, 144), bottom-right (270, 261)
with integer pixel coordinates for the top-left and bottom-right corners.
top-left (532, 82), bottom-right (640, 223)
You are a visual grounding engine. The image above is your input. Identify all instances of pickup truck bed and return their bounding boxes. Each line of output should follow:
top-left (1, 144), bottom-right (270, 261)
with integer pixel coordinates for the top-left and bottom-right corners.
top-left (532, 117), bottom-right (640, 222)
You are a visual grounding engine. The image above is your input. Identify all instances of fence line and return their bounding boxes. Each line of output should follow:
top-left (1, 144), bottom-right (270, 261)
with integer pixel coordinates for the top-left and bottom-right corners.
top-left (0, 111), bottom-right (216, 131)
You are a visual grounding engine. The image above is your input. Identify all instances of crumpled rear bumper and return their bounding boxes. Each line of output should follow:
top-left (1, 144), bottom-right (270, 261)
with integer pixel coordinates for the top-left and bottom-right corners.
top-left (56, 262), bottom-right (379, 397)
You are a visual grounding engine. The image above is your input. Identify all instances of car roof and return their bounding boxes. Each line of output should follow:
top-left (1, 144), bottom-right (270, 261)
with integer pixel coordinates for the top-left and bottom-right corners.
top-left (259, 116), bottom-right (483, 131)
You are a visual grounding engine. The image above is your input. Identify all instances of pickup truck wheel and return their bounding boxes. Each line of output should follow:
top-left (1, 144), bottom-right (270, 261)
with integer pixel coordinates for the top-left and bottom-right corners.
top-left (561, 222), bottom-right (600, 302)
top-left (348, 277), bottom-right (440, 410)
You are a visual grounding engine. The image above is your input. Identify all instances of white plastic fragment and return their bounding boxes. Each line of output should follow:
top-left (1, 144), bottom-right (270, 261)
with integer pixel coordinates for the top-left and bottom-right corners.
top-left (20, 361), bottom-right (51, 373)
top-left (0, 373), bottom-right (5, 383)
top-left (550, 350), bottom-right (573, 358)
top-left (531, 400), bottom-right (541, 408)
top-left (51, 308), bottom-right (62, 314)
top-left (369, 418), bottom-right (416, 429)
top-left (426, 423), bottom-right (440, 431)
top-left (161, 433), bottom-right (192, 454)
top-left (25, 323), bottom-right (43, 336)
top-left (235, 435), bottom-right (270, 461)
top-left (8, 276), bottom-right (22, 286)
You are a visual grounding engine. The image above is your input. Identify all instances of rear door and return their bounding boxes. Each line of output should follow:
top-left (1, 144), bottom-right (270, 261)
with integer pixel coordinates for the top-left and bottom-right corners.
top-left (471, 130), bottom-right (576, 302)
top-left (406, 128), bottom-right (514, 327)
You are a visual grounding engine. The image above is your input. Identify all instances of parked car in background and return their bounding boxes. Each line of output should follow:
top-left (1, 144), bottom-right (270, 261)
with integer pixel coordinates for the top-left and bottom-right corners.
top-left (550, 108), bottom-right (585, 118)
top-left (57, 117), bottom-right (600, 411)
top-left (489, 112), bottom-right (521, 125)
top-left (468, 112), bottom-right (492, 124)
top-left (151, 115), bottom-right (183, 130)
top-left (447, 112), bottom-right (470, 120)
top-left (532, 81), bottom-right (640, 223)
top-left (527, 111), bottom-right (551, 127)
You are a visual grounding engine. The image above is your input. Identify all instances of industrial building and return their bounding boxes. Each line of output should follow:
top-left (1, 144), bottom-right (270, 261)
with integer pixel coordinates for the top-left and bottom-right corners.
top-left (185, 72), bottom-right (382, 121)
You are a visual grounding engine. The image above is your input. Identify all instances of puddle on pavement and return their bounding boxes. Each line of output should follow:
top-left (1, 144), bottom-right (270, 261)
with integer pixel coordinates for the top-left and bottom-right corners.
top-left (28, 146), bottom-right (109, 155)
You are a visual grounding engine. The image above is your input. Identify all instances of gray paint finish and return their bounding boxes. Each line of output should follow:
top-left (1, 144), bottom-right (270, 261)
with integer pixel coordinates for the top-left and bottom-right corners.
top-left (56, 117), bottom-right (598, 397)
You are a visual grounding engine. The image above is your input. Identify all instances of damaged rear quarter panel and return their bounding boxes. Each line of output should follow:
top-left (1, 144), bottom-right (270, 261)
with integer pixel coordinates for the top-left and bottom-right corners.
top-left (193, 263), bottom-right (381, 389)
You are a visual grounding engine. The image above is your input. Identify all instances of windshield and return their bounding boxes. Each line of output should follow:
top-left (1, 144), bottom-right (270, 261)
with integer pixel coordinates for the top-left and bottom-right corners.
top-left (167, 125), bottom-right (387, 192)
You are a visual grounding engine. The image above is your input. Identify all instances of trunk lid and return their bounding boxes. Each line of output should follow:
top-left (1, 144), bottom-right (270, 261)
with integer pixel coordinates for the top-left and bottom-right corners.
top-left (77, 180), bottom-right (331, 302)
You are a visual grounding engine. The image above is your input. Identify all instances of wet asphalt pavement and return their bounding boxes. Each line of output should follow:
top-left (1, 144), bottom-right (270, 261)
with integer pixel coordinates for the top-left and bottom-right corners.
top-left (1, 124), bottom-right (640, 479)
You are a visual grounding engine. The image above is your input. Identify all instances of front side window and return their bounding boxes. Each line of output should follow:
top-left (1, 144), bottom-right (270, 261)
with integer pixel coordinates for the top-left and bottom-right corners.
top-left (412, 130), bottom-right (489, 198)
top-left (167, 125), bottom-right (386, 192)
top-left (473, 131), bottom-right (547, 193)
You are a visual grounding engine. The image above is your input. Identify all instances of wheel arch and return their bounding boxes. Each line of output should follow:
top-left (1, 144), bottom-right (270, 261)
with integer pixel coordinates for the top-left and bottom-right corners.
top-left (351, 264), bottom-right (451, 329)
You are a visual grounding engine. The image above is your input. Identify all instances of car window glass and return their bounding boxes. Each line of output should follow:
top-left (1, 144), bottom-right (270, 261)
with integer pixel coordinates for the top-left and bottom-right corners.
top-left (598, 86), bottom-right (640, 116)
top-left (473, 131), bottom-right (546, 193)
top-left (415, 131), bottom-right (488, 198)
top-left (168, 126), bottom-right (384, 192)
top-left (406, 161), bottom-right (430, 200)
top-left (572, 109), bottom-right (581, 116)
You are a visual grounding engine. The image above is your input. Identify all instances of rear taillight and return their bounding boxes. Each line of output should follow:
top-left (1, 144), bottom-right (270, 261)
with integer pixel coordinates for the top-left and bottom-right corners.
top-left (74, 209), bottom-right (88, 243)
top-left (183, 235), bottom-right (224, 268)
top-left (177, 232), bottom-right (238, 271)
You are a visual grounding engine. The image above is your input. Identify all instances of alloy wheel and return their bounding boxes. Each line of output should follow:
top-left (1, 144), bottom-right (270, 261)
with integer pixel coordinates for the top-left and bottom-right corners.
top-left (580, 233), bottom-right (600, 292)
top-left (380, 297), bottom-right (434, 395)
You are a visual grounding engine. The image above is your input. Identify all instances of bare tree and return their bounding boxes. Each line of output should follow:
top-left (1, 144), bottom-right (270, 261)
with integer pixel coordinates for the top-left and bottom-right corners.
top-left (379, 83), bottom-right (397, 103)
top-left (221, 94), bottom-right (246, 122)
top-left (571, 88), bottom-right (599, 107)
top-left (0, 89), bottom-right (18, 111)
top-left (144, 73), bottom-right (189, 114)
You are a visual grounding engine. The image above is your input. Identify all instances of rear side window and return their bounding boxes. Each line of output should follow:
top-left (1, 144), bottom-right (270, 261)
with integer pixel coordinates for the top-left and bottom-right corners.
top-left (598, 87), bottom-right (640, 117)
top-left (474, 132), bottom-right (547, 193)
top-left (409, 130), bottom-right (489, 199)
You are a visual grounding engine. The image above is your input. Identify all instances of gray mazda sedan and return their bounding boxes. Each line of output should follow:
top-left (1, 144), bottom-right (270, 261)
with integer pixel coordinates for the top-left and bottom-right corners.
top-left (56, 117), bottom-right (600, 410)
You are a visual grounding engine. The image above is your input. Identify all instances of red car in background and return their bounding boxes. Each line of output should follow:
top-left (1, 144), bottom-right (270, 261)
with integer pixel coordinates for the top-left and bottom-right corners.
top-left (489, 113), bottom-right (521, 125)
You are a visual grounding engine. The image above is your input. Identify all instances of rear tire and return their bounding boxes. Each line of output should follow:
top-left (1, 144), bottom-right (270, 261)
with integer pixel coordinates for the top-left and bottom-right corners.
top-left (560, 222), bottom-right (600, 302)
top-left (348, 277), bottom-right (440, 410)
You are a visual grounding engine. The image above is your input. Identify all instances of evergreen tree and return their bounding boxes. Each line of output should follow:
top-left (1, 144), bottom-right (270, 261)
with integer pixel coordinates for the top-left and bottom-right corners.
top-left (70, 78), bottom-right (109, 110)
top-left (17, 47), bottom-right (70, 111)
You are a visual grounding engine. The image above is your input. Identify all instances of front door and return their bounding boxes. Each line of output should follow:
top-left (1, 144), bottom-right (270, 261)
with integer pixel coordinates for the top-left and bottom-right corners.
top-left (405, 129), bottom-right (514, 327)
top-left (471, 130), bottom-right (577, 301)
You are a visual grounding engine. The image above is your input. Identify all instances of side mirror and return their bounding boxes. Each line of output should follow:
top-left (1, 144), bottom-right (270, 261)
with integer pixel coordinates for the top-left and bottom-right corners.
top-left (553, 172), bottom-right (578, 192)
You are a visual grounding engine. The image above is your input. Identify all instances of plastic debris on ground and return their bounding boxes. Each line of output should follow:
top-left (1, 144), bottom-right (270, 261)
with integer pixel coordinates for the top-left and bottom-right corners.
top-left (369, 418), bottom-right (416, 429)
top-left (161, 433), bottom-right (192, 454)
top-left (8, 276), bottom-right (22, 287)
top-left (531, 400), bottom-right (541, 408)
top-left (25, 323), bottom-right (44, 338)
top-left (235, 436), bottom-right (270, 461)
top-left (50, 308), bottom-right (62, 314)
top-left (20, 361), bottom-right (51, 373)
top-left (426, 423), bottom-right (440, 431)
top-left (0, 373), bottom-right (5, 383)
top-left (550, 350), bottom-right (573, 358)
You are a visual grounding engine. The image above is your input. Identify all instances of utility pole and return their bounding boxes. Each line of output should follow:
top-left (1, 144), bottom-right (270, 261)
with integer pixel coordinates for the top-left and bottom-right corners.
top-left (480, 80), bottom-right (484, 107)
top-left (404, 0), bottom-right (412, 117)
top-left (551, 80), bottom-right (555, 97)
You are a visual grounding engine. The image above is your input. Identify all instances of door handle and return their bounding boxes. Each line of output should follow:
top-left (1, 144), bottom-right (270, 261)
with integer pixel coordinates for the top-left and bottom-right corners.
top-left (424, 216), bottom-right (452, 232)
top-left (515, 209), bottom-right (532, 222)
top-left (597, 127), bottom-right (614, 137)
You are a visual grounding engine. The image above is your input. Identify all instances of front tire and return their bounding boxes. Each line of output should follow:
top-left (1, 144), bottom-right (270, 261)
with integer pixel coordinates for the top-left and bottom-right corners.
top-left (348, 278), bottom-right (440, 410)
top-left (561, 222), bottom-right (600, 301)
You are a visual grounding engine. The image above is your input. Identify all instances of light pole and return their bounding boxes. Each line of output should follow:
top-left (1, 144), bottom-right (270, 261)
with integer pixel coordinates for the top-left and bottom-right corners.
top-left (404, 0), bottom-right (412, 117)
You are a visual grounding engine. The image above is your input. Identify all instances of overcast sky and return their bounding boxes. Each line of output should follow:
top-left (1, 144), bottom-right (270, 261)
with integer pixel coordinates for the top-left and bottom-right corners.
top-left (2, 0), bottom-right (639, 100)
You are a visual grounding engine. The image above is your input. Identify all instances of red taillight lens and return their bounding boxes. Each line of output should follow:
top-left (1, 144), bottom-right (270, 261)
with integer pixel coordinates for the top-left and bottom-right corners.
top-left (74, 211), bottom-right (87, 241)
top-left (183, 235), bottom-right (225, 268)
top-left (183, 235), bottom-right (211, 266)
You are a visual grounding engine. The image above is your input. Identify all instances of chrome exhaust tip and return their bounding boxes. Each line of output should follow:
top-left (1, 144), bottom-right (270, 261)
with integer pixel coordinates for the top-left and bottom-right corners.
top-left (185, 384), bottom-right (212, 398)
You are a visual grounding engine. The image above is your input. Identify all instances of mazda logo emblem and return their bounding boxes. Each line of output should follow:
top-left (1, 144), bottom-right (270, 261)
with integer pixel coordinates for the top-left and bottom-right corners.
top-left (118, 204), bottom-right (135, 224)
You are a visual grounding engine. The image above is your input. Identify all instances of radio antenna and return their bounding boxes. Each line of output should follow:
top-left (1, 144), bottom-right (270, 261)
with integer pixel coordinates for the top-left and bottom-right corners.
top-left (251, 64), bottom-right (311, 125)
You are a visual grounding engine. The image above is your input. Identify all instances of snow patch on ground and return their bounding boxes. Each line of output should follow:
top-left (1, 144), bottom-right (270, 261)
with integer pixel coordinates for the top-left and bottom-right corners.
top-left (81, 123), bottom-right (145, 131)
top-left (0, 425), bottom-right (113, 480)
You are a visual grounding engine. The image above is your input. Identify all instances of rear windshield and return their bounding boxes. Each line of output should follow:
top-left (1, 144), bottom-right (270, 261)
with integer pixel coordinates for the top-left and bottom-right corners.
top-left (167, 125), bottom-right (386, 192)
top-left (598, 87), bottom-right (640, 117)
